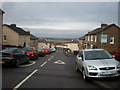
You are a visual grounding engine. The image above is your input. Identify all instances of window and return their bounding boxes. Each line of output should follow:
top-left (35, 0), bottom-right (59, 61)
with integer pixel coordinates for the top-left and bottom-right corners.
top-left (3, 35), bottom-right (7, 41)
top-left (88, 36), bottom-right (90, 41)
top-left (91, 35), bottom-right (93, 41)
top-left (110, 37), bottom-right (114, 44)
top-left (15, 49), bottom-right (22, 53)
top-left (95, 36), bottom-right (97, 42)
top-left (85, 36), bottom-right (87, 41)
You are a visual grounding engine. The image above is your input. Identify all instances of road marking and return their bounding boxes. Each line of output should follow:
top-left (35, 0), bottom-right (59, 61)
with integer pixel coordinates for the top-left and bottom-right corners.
top-left (54, 60), bottom-right (65, 64)
top-left (40, 56), bottom-right (53, 67)
top-left (48, 56), bottom-right (53, 61)
top-left (19, 61), bottom-right (36, 68)
top-left (40, 61), bottom-right (47, 67)
top-left (13, 69), bottom-right (38, 90)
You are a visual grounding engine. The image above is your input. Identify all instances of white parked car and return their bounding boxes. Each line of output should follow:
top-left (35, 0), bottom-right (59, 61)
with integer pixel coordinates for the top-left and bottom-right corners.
top-left (50, 47), bottom-right (56, 52)
top-left (76, 49), bottom-right (120, 81)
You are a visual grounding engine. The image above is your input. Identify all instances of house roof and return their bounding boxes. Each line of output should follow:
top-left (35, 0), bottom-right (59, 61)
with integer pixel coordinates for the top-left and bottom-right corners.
top-left (0, 9), bottom-right (5, 14)
top-left (79, 35), bottom-right (85, 40)
top-left (3, 24), bottom-right (30, 35)
top-left (87, 24), bottom-right (120, 35)
top-left (38, 39), bottom-right (46, 43)
top-left (30, 34), bottom-right (38, 40)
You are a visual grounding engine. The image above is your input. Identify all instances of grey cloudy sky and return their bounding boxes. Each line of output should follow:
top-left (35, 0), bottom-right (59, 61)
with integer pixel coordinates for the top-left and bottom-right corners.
top-left (2, 2), bottom-right (118, 38)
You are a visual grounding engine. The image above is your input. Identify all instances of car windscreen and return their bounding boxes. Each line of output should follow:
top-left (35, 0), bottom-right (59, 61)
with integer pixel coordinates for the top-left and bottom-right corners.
top-left (85, 50), bottom-right (113, 60)
top-left (1, 48), bottom-right (16, 54)
top-left (23, 48), bottom-right (33, 51)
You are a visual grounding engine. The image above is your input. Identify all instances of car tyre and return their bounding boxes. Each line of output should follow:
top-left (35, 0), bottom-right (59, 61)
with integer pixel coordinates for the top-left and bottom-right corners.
top-left (82, 70), bottom-right (89, 81)
top-left (26, 56), bottom-right (30, 63)
top-left (15, 59), bottom-right (20, 67)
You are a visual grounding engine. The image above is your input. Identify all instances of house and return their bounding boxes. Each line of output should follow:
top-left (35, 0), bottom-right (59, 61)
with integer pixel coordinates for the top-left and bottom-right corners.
top-left (30, 34), bottom-right (38, 49)
top-left (83, 24), bottom-right (120, 54)
top-left (38, 39), bottom-right (51, 49)
top-left (0, 9), bottom-right (4, 50)
top-left (64, 40), bottom-right (79, 52)
top-left (2, 24), bottom-right (30, 49)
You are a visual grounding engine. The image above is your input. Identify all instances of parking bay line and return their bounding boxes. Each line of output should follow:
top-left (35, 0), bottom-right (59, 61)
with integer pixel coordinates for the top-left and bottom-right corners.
top-left (48, 56), bottom-right (53, 61)
top-left (13, 69), bottom-right (38, 90)
top-left (40, 61), bottom-right (48, 67)
top-left (40, 56), bottom-right (53, 67)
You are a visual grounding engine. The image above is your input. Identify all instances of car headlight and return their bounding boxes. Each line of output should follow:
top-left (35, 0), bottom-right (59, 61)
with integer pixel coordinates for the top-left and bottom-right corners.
top-left (117, 63), bottom-right (120, 69)
top-left (88, 65), bottom-right (98, 70)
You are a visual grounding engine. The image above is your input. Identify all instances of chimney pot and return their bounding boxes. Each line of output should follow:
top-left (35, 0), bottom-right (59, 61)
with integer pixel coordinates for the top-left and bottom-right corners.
top-left (101, 24), bottom-right (108, 28)
top-left (10, 24), bottom-right (16, 28)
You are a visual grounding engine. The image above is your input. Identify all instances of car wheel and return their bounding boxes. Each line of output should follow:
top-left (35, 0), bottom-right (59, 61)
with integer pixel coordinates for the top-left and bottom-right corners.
top-left (75, 64), bottom-right (79, 71)
top-left (82, 70), bottom-right (89, 81)
top-left (15, 59), bottom-right (20, 67)
top-left (26, 56), bottom-right (30, 63)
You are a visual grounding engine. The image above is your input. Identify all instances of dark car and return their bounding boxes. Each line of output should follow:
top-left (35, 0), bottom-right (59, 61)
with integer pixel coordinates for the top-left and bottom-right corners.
top-left (23, 47), bottom-right (38, 60)
top-left (0, 48), bottom-right (29, 67)
top-left (37, 49), bottom-right (46, 57)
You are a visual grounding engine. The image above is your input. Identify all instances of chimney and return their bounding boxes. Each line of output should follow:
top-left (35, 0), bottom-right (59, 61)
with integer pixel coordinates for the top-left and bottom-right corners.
top-left (26, 31), bottom-right (30, 34)
top-left (101, 24), bottom-right (108, 28)
top-left (10, 24), bottom-right (16, 28)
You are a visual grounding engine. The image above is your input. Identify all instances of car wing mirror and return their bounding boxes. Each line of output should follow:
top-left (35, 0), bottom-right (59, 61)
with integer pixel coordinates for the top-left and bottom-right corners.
top-left (77, 55), bottom-right (82, 59)
top-left (112, 55), bottom-right (115, 58)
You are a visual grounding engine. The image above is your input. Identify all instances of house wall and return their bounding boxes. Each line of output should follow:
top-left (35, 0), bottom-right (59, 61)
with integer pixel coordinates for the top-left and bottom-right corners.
top-left (97, 26), bottom-right (120, 53)
top-left (78, 40), bottom-right (85, 50)
top-left (38, 42), bottom-right (50, 49)
top-left (30, 39), bottom-right (38, 49)
top-left (83, 25), bottom-right (120, 53)
top-left (3, 26), bottom-right (19, 46)
top-left (19, 35), bottom-right (30, 47)
top-left (65, 43), bottom-right (79, 51)
top-left (0, 10), bottom-right (3, 50)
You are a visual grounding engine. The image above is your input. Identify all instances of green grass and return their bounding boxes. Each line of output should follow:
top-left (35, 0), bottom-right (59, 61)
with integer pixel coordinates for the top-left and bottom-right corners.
top-left (46, 39), bottom-right (72, 43)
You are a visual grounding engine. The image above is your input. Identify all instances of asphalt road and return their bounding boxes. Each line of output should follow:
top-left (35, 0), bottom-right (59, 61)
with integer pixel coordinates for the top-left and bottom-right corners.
top-left (2, 49), bottom-right (120, 89)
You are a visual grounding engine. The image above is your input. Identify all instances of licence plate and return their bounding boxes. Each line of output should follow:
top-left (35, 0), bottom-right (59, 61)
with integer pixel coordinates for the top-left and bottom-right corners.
top-left (102, 71), bottom-right (116, 74)
top-left (0, 61), bottom-right (5, 64)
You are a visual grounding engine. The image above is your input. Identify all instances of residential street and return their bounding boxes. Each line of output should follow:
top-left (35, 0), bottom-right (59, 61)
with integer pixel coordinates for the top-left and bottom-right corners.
top-left (2, 49), bottom-right (120, 89)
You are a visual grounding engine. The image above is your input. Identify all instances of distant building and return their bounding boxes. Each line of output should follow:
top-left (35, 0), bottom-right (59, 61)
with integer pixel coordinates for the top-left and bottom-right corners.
top-left (2, 24), bottom-right (30, 49)
top-left (0, 9), bottom-right (4, 50)
top-left (38, 39), bottom-right (50, 49)
top-left (79, 24), bottom-right (120, 54)
top-left (30, 34), bottom-right (38, 49)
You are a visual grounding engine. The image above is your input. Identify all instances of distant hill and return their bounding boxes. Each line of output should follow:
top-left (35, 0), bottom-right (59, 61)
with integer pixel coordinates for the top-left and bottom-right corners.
top-left (44, 38), bottom-right (78, 43)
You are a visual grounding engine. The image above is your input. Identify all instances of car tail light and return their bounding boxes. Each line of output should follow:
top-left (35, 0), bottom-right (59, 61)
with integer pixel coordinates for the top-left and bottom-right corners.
top-left (9, 55), bottom-right (14, 59)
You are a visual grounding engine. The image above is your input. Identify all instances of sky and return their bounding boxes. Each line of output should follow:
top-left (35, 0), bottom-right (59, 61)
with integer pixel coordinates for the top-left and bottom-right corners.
top-left (1, 1), bottom-right (119, 38)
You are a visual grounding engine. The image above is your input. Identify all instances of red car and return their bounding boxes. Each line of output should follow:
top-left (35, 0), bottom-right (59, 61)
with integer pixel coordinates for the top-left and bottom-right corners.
top-left (113, 52), bottom-right (120, 62)
top-left (23, 47), bottom-right (38, 60)
top-left (43, 48), bottom-right (51, 54)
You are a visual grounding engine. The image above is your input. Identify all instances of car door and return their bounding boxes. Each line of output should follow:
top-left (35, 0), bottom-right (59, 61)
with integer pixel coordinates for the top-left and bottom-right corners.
top-left (14, 49), bottom-right (23, 64)
top-left (21, 49), bottom-right (29, 63)
top-left (18, 49), bottom-right (28, 63)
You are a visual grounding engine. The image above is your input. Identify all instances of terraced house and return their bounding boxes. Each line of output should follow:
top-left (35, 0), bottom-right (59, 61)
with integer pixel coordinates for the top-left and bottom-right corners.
top-left (0, 9), bottom-right (4, 50)
top-left (2, 24), bottom-right (30, 49)
top-left (30, 34), bottom-right (38, 49)
top-left (79, 24), bottom-right (120, 54)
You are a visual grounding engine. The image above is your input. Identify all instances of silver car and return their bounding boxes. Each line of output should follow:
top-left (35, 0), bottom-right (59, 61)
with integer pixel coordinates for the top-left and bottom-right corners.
top-left (76, 49), bottom-right (120, 80)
